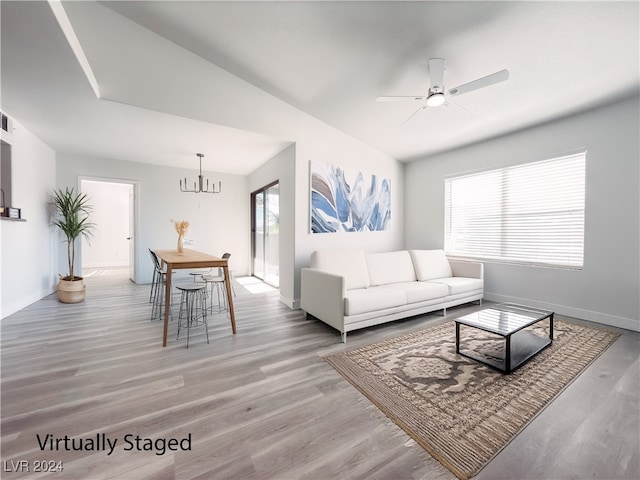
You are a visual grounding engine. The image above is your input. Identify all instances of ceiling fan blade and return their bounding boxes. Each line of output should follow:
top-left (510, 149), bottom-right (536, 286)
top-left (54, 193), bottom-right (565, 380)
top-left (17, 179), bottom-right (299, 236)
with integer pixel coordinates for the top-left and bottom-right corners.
top-left (377, 95), bottom-right (426, 102)
top-left (401, 105), bottom-right (427, 126)
top-left (445, 97), bottom-right (474, 115)
top-left (448, 69), bottom-right (509, 96)
top-left (428, 58), bottom-right (446, 90)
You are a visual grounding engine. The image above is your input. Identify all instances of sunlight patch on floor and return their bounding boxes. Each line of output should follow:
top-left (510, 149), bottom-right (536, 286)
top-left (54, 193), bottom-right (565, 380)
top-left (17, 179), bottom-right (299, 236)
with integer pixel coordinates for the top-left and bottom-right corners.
top-left (235, 276), bottom-right (278, 294)
top-left (84, 266), bottom-right (130, 278)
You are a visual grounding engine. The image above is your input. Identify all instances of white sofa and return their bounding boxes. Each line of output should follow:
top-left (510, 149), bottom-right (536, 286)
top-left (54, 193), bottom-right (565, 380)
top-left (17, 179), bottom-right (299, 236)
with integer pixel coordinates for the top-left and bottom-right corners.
top-left (301, 249), bottom-right (483, 342)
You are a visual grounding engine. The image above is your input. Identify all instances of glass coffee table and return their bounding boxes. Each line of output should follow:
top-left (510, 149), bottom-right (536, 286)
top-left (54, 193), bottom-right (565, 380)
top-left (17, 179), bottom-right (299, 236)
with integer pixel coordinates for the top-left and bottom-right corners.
top-left (455, 303), bottom-right (554, 373)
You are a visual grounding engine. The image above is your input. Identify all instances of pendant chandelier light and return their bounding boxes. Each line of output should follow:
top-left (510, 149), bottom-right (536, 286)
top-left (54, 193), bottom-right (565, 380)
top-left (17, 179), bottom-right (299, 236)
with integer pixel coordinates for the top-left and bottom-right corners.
top-left (179, 153), bottom-right (221, 194)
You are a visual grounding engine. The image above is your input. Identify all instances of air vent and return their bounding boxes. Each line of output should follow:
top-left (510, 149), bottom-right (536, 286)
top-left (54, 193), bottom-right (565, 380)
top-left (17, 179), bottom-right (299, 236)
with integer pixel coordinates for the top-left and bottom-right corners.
top-left (0, 112), bottom-right (12, 133)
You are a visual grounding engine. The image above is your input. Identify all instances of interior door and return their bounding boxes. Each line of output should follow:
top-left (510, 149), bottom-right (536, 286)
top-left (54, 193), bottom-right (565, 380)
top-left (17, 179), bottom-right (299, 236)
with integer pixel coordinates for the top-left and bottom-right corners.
top-left (80, 178), bottom-right (136, 281)
top-left (128, 187), bottom-right (135, 282)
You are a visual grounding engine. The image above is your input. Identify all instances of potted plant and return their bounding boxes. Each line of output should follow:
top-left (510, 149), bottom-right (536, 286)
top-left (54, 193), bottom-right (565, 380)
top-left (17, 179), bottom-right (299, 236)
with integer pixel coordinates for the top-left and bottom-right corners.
top-left (51, 187), bottom-right (94, 303)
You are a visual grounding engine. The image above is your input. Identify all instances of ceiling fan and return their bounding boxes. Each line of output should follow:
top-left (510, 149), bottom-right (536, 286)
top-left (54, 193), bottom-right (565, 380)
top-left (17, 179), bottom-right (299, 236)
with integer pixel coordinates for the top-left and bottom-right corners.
top-left (377, 58), bottom-right (509, 124)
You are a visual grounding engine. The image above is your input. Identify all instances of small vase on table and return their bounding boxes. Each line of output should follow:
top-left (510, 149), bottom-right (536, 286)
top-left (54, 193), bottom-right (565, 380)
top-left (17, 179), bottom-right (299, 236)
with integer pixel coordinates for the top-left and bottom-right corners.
top-left (171, 219), bottom-right (189, 254)
top-left (177, 232), bottom-right (184, 254)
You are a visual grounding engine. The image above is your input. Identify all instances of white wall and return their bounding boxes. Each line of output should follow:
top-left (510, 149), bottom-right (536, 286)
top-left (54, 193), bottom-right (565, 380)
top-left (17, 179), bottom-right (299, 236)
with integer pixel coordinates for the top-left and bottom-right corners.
top-left (56, 154), bottom-right (250, 284)
top-left (248, 144), bottom-right (296, 306)
top-left (0, 118), bottom-right (57, 319)
top-left (249, 119), bottom-right (405, 308)
top-left (293, 123), bottom-right (405, 307)
top-left (81, 180), bottom-right (132, 268)
top-left (405, 95), bottom-right (640, 331)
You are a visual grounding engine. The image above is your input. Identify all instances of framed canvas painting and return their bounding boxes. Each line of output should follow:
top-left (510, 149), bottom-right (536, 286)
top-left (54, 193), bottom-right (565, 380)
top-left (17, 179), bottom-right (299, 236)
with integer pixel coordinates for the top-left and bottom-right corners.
top-left (310, 161), bottom-right (391, 233)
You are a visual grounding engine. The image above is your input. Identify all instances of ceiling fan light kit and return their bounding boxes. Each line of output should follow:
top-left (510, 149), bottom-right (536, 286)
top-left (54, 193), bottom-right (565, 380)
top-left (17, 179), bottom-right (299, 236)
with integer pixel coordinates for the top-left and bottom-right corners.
top-left (426, 92), bottom-right (446, 107)
top-left (179, 153), bottom-right (222, 194)
top-left (377, 57), bottom-right (510, 124)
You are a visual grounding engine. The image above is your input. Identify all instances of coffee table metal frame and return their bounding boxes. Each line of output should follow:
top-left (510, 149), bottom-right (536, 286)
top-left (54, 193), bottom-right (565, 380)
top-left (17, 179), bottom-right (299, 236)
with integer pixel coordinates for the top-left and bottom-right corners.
top-left (455, 303), bottom-right (554, 373)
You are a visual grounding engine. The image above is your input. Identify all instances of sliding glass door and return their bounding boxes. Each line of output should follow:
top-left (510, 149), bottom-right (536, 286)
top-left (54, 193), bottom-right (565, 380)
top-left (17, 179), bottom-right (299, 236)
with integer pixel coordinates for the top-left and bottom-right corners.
top-left (252, 182), bottom-right (279, 287)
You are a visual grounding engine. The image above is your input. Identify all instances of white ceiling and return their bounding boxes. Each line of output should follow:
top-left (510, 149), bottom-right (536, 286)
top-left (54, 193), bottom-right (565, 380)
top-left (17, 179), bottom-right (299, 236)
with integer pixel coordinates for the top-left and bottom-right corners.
top-left (1, 1), bottom-right (638, 174)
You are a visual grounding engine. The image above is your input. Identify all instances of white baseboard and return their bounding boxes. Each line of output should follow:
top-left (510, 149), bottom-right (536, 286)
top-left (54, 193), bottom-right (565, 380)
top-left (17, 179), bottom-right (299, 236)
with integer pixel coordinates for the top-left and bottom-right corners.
top-left (1, 286), bottom-right (55, 320)
top-left (484, 292), bottom-right (639, 332)
top-left (279, 294), bottom-right (300, 310)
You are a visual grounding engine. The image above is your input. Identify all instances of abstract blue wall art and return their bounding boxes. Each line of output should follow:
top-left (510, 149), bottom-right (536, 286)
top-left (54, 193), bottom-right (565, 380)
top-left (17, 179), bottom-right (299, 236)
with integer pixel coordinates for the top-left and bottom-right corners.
top-left (310, 161), bottom-right (391, 233)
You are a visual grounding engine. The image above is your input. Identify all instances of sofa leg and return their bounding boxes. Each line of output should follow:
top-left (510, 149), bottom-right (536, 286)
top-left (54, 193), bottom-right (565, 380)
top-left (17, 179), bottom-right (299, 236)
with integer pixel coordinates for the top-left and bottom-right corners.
top-left (341, 332), bottom-right (347, 343)
top-left (442, 307), bottom-right (447, 317)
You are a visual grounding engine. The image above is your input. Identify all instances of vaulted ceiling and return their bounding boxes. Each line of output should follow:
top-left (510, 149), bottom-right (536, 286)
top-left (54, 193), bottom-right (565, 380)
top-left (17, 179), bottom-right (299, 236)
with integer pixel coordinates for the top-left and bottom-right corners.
top-left (1, 1), bottom-right (638, 174)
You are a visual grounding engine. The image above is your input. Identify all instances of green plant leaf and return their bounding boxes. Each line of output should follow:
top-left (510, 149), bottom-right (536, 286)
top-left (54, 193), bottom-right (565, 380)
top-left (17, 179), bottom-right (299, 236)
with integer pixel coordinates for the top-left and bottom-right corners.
top-left (51, 187), bottom-right (95, 279)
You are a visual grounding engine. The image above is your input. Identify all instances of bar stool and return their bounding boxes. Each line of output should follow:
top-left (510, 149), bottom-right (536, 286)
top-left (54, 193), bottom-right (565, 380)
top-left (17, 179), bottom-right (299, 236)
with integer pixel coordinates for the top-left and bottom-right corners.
top-left (148, 249), bottom-right (163, 303)
top-left (176, 283), bottom-right (209, 348)
top-left (189, 269), bottom-right (211, 282)
top-left (149, 249), bottom-right (172, 321)
top-left (202, 253), bottom-right (231, 313)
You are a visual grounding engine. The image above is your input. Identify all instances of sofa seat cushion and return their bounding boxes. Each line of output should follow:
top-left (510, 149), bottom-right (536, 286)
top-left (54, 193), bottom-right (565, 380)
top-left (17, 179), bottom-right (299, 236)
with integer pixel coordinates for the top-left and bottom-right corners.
top-left (409, 249), bottom-right (453, 281)
top-left (345, 287), bottom-right (407, 316)
top-left (427, 277), bottom-right (484, 295)
top-left (366, 251), bottom-right (417, 286)
top-left (311, 248), bottom-right (370, 290)
top-left (378, 282), bottom-right (449, 304)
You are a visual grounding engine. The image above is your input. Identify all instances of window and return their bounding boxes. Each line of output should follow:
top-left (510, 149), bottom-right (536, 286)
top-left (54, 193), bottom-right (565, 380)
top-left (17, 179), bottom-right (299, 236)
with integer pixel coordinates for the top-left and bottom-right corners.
top-left (444, 151), bottom-right (586, 268)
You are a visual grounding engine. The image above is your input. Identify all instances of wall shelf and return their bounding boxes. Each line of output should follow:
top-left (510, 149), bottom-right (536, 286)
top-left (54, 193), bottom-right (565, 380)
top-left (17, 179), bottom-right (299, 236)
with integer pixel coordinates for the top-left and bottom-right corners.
top-left (0, 216), bottom-right (26, 222)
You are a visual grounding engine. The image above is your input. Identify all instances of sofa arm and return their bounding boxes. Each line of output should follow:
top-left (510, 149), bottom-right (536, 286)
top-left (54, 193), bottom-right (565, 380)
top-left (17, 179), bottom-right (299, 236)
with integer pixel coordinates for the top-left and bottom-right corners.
top-left (301, 268), bottom-right (346, 331)
top-left (449, 260), bottom-right (484, 280)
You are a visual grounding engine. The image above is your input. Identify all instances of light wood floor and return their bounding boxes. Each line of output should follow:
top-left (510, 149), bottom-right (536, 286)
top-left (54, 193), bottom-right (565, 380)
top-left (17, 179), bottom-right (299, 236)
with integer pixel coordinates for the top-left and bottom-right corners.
top-left (1, 272), bottom-right (638, 479)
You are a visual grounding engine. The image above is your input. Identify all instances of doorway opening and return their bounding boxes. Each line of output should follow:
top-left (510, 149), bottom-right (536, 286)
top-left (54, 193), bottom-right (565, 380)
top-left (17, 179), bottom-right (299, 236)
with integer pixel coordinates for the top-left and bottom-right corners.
top-left (251, 181), bottom-right (279, 288)
top-left (80, 178), bottom-right (137, 283)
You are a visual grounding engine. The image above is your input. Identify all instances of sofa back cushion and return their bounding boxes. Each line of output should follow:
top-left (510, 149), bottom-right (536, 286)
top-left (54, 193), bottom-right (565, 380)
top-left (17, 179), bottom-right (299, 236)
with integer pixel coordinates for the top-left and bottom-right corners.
top-left (409, 249), bottom-right (453, 281)
top-left (311, 249), bottom-right (370, 290)
top-left (366, 251), bottom-right (417, 286)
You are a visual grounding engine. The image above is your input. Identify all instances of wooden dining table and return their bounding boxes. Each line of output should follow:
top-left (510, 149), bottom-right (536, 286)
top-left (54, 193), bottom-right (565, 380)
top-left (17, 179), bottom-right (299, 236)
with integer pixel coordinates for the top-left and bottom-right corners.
top-left (154, 248), bottom-right (236, 347)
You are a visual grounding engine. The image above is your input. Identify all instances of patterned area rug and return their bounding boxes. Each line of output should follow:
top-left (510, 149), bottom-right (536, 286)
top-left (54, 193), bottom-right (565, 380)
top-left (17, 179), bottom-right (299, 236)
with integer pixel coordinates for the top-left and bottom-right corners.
top-left (324, 318), bottom-right (619, 480)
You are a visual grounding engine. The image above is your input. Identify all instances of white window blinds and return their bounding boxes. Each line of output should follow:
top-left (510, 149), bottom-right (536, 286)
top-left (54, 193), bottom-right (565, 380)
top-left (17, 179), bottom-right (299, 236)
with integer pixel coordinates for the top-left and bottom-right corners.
top-left (444, 152), bottom-right (586, 268)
